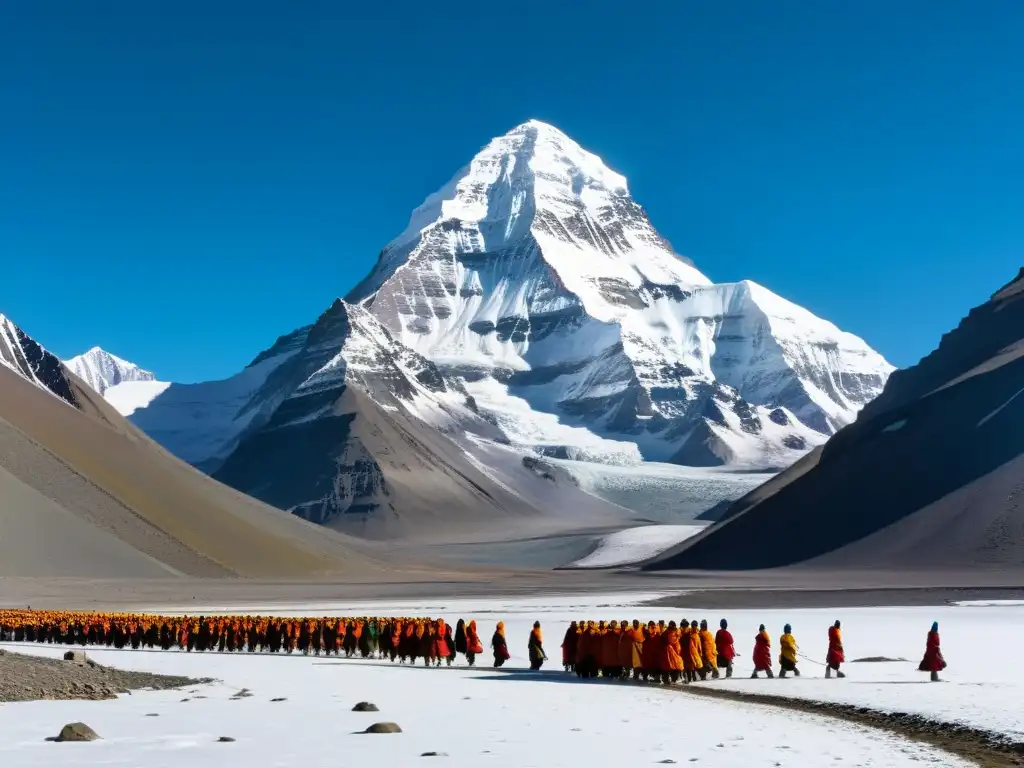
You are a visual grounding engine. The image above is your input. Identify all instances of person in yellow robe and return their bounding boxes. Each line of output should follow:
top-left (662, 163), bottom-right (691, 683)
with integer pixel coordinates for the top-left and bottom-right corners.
top-left (687, 620), bottom-right (703, 682)
top-left (779, 623), bottom-right (800, 678)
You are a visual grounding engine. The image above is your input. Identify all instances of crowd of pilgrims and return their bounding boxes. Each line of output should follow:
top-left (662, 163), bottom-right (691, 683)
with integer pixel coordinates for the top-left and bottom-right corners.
top-left (0, 610), bottom-right (520, 667)
top-left (559, 618), bottom-right (947, 683)
top-left (0, 610), bottom-right (947, 682)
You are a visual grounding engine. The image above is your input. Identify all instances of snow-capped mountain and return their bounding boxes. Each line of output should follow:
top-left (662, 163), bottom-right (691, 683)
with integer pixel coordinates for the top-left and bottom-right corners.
top-left (65, 347), bottom-right (157, 395)
top-left (67, 120), bottom-right (895, 527)
top-left (0, 314), bottom-right (80, 407)
top-left (64, 347), bottom-right (170, 417)
top-left (347, 120), bottom-right (894, 468)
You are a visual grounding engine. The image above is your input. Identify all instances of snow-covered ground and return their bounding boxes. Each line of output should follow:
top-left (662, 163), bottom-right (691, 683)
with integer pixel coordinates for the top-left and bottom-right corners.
top-left (163, 593), bottom-right (1021, 740)
top-left (0, 641), bottom-right (963, 767)
top-left (566, 524), bottom-right (705, 567)
top-left (2, 593), bottom-right (1018, 767)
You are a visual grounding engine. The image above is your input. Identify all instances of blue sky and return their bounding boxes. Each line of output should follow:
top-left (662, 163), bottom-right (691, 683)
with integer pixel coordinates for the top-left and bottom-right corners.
top-left (2, 1), bottom-right (1021, 382)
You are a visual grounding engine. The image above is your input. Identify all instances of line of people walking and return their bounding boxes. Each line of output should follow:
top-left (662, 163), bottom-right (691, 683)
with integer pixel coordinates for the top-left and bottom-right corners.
top-left (0, 610), bottom-right (946, 682)
top-left (560, 618), bottom-right (946, 683)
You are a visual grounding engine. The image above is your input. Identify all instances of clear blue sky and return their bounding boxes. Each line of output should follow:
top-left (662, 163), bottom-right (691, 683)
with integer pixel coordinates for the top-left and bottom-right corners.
top-left (2, 1), bottom-right (1021, 382)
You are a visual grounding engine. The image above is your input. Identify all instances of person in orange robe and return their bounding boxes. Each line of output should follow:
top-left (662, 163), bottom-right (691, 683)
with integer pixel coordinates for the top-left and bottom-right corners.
top-left (751, 624), bottom-right (774, 678)
top-left (699, 619), bottom-right (719, 679)
top-left (561, 621), bottom-right (579, 672)
top-left (434, 619), bottom-right (451, 666)
top-left (578, 621), bottom-right (599, 678)
top-left (688, 620), bottom-right (704, 682)
top-left (660, 621), bottom-right (684, 684)
top-left (679, 618), bottom-right (694, 682)
top-left (826, 620), bottom-right (846, 678)
top-left (465, 620), bottom-right (484, 667)
top-left (623, 620), bottom-right (644, 679)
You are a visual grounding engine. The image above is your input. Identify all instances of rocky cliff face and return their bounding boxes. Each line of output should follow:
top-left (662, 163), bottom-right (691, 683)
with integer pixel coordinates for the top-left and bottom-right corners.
top-left (646, 268), bottom-right (1024, 571)
top-left (0, 314), bottom-right (79, 408)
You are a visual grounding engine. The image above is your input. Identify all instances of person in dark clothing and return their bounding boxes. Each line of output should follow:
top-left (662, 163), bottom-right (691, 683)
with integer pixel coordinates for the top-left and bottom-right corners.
top-left (492, 622), bottom-right (510, 668)
top-left (528, 621), bottom-right (546, 671)
top-left (455, 619), bottom-right (468, 659)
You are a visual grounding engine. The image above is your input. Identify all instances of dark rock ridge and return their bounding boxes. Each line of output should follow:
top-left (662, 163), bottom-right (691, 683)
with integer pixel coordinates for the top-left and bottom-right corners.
top-left (645, 268), bottom-right (1024, 571)
top-left (0, 316), bottom-right (80, 408)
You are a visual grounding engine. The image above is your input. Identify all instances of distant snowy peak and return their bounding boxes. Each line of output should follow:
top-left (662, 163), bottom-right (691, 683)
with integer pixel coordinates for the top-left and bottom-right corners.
top-left (65, 347), bottom-right (157, 396)
top-left (0, 314), bottom-right (80, 407)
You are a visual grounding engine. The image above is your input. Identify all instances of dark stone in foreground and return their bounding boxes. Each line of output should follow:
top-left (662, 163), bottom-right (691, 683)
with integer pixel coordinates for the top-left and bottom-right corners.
top-left (52, 722), bottom-right (100, 742)
top-left (217, 736), bottom-right (236, 743)
top-left (421, 751), bottom-right (448, 757)
top-left (352, 701), bottom-right (379, 712)
top-left (365, 722), bottom-right (402, 734)
top-left (270, 697), bottom-right (287, 702)
top-left (63, 651), bottom-right (88, 664)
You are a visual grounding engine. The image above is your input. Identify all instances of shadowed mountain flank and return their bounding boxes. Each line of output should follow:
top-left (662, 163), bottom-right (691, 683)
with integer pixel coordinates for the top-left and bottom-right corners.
top-left (646, 269), bottom-right (1024, 571)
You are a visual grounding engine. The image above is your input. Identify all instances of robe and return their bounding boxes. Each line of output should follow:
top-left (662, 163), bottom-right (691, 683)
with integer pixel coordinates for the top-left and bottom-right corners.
top-left (826, 626), bottom-right (845, 666)
top-left (687, 629), bottom-right (703, 671)
top-left (918, 631), bottom-right (946, 672)
top-left (714, 628), bottom-right (735, 664)
top-left (699, 629), bottom-right (717, 669)
top-left (753, 631), bottom-right (772, 670)
top-left (660, 628), bottom-right (684, 672)
top-left (779, 633), bottom-right (798, 665)
top-left (561, 624), bottom-right (579, 666)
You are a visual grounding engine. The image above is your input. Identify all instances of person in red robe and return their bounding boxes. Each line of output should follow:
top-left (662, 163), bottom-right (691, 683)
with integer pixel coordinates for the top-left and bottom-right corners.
top-left (715, 619), bottom-right (735, 678)
top-left (826, 620), bottom-right (846, 678)
top-left (751, 624), bottom-right (774, 678)
top-left (561, 621), bottom-right (579, 673)
top-left (918, 621), bottom-right (946, 682)
top-left (430, 618), bottom-right (450, 667)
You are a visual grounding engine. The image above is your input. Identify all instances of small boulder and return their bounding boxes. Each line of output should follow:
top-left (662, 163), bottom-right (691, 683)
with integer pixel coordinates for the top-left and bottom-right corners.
top-left (145, 713), bottom-right (160, 717)
top-left (63, 651), bottom-right (88, 664)
top-left (352, 701), bottom-right (379, 712)
top-left (421, 752), bottom-right (448, 757)
top-left (52, 722), bottom-right (100, 742)
top-left (270, 697), bottom-right (287, 702)
top-left (365, 722), bottom-right (402, 734)
top-left (217, 736), bottom-right (236, 743)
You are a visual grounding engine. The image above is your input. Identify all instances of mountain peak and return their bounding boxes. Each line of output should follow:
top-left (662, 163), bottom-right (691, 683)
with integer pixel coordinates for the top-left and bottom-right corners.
top-left (65, 346), bottom-right (156, 396)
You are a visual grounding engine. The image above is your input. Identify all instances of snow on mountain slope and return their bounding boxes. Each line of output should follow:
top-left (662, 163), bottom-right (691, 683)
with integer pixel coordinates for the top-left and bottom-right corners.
top-left (126, 325), bottom-right (312, 469)
top-left (65, 347), bottom-right (157, 396)
top-left (0, 314), bottom-right (80, 407)
top-left (210, 300), bottom-right (619, 534)
top-left (103, 379), bottom-right (173, 416)
top-left (347, 120), bottom-right (893, 468)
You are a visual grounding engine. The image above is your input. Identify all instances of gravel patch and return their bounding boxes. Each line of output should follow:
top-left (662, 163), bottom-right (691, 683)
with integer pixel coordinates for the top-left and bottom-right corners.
top-left (0, 648), bottom-right (208, 702)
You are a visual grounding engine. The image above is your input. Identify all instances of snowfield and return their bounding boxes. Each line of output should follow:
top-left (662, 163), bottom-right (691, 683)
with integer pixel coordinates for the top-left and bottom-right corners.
top-left (567, 525), bottom-right (706, 568)
top-left (0, 634), bottom-right (966, 767)
top-left (1, 592), bottom-right (1019, 768)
